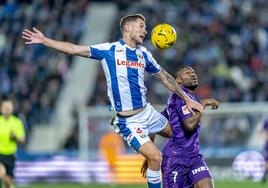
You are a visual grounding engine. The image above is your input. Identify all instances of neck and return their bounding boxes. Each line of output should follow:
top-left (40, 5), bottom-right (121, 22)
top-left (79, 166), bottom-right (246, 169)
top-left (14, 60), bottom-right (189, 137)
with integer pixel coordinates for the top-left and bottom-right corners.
top-left (182, 85), bottom-right (195, 93)
top-left (122, 35), bottom-right (137, 48)
top-left (3, 115), bottom-right (10, 119)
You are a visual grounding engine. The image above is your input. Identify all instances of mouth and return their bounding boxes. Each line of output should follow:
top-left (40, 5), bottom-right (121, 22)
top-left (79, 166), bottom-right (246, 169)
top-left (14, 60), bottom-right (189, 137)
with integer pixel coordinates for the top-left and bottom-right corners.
top-left (192, 78), bottom-right (198, 83)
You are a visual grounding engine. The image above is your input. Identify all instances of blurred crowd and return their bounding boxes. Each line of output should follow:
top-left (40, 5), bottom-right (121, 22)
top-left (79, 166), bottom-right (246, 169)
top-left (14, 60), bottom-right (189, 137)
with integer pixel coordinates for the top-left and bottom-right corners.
top-left (0, 0), bottom-right (87, 130)
top-left (89, 0), bottom-right (268, 106)
top-left (2, 0), bottom-right (268, 152)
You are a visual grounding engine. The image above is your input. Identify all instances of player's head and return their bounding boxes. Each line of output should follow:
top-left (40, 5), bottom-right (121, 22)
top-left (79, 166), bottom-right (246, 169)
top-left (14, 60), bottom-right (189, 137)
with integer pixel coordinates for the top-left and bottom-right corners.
top-left (1, 96), bottom-right (14, 118)
top-left (175, 65), bottom-right (198, 91)
top-left (120, 14), bottom-right (147, 45)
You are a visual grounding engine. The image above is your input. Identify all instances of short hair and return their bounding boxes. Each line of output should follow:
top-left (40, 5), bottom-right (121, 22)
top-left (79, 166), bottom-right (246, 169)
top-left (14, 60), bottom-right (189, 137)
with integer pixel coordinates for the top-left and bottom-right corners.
top-left (119, 14), bottom-right (146, 34)
top-left (1, 95), bottom-right (12, 103)
top-left (174, 65), bottom-right (191, 79)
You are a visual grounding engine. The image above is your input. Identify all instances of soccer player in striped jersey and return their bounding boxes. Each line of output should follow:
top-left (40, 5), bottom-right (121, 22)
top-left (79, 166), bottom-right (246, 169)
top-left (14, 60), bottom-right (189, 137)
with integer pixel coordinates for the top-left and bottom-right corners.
top-left (22, 14), bottom-right (203, 188)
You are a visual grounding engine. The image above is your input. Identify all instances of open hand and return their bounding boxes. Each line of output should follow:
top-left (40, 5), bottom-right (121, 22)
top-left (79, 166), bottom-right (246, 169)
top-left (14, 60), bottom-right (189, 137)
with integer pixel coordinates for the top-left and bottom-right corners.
top-left (22, 27), bottom-right (45, 44)
top-left (200, 98), bottom-right (219, 110)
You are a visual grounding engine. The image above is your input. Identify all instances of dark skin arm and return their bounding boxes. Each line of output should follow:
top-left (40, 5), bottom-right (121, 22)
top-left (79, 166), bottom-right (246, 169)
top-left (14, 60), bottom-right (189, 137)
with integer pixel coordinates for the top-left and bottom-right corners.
top-left (183, 111), bottom-right (202, 132)
top-left (183, 98), bottom-right (219, 132)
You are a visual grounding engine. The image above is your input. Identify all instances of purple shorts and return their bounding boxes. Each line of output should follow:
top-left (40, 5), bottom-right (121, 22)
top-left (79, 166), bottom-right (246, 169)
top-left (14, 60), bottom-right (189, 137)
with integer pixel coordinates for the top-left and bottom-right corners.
top-left (161, 155), bottom-right (212, 188)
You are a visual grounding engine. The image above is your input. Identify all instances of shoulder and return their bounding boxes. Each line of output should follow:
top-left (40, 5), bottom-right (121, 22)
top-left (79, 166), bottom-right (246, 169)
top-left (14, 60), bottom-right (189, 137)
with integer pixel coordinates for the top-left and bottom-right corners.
top-left (90, 42), bottom-right (117, 50)
top-left (138, 45), bottom-right (148, 52)
top-left (138, 46), bottom-right (153, 56)
top-left (10, 115), bottom-right (23, 124)
top-left (168, 94), bottom-right (184, 106)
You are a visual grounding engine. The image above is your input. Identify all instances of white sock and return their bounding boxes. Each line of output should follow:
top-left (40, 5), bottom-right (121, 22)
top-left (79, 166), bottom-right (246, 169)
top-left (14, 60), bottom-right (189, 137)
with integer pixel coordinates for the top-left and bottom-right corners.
top-left (146, 168), bottom-right (161, 184)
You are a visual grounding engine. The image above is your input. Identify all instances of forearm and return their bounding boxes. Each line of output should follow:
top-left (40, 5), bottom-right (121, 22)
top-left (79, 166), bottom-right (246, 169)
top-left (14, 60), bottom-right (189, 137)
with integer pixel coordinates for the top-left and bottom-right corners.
top-left (184, 112), bottom-right (202, 131)
top-left (43, 37), bottom-right (78, 55)
top-left (156, 69), bottom-right (189, 101)
top-left (10, 135), bottom-right (25, 144)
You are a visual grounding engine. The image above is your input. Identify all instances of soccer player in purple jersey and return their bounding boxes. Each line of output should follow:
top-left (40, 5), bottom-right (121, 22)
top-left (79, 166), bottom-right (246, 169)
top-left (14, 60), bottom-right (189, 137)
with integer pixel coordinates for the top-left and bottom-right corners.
top-left (141, 65), bottom-right (219, 188)
top-left (22, 14), bottom-right (203, 188)
top-left (262, 118), bottom-right (268, 183)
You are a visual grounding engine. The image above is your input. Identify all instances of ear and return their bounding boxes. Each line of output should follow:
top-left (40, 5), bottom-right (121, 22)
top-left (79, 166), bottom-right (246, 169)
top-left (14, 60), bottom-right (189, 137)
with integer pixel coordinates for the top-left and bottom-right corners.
top-left (176, 77), bottom-right (182, 84)
top-left (124, 23), bottom-right (131, 33)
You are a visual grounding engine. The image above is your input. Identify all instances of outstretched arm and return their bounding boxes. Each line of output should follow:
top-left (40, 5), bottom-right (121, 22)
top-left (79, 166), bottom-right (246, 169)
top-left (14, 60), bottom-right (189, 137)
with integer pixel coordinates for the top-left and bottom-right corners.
top-left (22, 27), bottom-right (89, 57)
top-left (154, 69), bottom-right (203, 113)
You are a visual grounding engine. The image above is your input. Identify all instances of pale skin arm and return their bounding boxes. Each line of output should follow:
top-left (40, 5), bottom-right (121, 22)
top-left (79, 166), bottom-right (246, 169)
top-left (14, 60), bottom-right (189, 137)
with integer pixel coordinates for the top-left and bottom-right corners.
top-left (22, 27), bottom-right (89, 57)
top-left (154, 69), bottom-right (204, 114)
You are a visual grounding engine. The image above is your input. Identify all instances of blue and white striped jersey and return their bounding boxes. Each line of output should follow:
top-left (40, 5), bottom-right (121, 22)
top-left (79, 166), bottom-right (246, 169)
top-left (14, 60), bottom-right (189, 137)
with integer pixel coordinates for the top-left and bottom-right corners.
top-left (88, 39), bottom-right (161, 112)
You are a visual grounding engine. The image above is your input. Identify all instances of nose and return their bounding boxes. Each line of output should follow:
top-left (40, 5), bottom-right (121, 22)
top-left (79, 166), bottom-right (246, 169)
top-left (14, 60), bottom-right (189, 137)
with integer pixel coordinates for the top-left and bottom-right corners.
top-left (144, 29), bottom-right (147, 35)
top-left (191, 74), bottom-right (197, 79)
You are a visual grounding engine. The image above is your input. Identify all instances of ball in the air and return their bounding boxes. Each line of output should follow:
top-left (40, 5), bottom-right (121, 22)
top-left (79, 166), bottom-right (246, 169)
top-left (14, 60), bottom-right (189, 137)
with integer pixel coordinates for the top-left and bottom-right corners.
top-left (151, 23), bottom-right (177, 49)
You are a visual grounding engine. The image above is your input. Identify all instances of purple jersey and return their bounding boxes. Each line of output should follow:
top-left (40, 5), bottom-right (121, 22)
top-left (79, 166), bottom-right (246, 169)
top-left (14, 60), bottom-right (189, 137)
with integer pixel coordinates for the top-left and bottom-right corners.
top-left (264, 119), bottom-right (268, 132)
top-left (263, 119), bottom-right (268, 160)
top-left (162, 87), bottom-right (201, 158)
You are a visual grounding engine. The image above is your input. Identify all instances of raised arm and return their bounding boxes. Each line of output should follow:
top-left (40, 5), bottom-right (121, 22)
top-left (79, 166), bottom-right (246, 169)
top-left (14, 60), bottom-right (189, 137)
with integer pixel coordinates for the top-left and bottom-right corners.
top-left (183, 98), bottom-right (219, 131)
top-left (22, 27), bottom-right (89, 57)
top-left (154, 69), bottom-right (203, 113)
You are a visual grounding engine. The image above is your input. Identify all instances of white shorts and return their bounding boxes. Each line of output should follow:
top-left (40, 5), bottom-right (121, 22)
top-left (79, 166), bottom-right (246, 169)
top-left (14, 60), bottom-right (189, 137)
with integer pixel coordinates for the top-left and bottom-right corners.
top-left (113, 103), bottom-right (168, 152)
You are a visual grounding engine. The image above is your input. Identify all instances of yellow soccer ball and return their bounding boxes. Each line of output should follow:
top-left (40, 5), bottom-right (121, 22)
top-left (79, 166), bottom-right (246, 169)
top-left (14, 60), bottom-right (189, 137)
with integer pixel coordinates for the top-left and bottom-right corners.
top-left (151, 23), bottom-right (177, 49)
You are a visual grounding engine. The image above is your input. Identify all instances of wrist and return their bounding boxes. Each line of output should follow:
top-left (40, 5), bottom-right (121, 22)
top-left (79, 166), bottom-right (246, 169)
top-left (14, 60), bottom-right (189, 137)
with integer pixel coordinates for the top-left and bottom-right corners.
top-left (184, 95), bottom-right (191, 102)
top-left (42, 36), bottom-right (49, 45)
top-left (200, 100), bottom-right (206, 107)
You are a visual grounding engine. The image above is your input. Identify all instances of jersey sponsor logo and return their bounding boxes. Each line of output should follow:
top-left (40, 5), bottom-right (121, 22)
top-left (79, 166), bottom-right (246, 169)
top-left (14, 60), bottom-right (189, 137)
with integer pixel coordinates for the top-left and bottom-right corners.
top-left (182, 105), bottom-right (191, 115)
top-left (116, 59), bottom-right (145, 69)
top-left (126, 133), bottom-right (133, 143)
top-left (192, 165), bottom-right (209, 175)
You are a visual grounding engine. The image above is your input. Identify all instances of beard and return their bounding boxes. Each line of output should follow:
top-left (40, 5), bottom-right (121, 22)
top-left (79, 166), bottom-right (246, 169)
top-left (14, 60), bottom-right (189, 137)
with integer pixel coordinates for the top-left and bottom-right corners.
top-left (184, 84), bottom-right (198, 91)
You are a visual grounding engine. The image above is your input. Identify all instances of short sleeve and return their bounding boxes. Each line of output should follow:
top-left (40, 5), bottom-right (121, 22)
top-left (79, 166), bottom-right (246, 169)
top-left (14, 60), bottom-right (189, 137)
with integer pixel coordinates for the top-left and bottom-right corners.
top-left (161, 108), bottom-right (169, 119)
top-left (142, 50), bottom-right (161, 74)
top-left (89, 42), bottom-right (112, 60)
top-left (171, 95), bottom-right (192, 122)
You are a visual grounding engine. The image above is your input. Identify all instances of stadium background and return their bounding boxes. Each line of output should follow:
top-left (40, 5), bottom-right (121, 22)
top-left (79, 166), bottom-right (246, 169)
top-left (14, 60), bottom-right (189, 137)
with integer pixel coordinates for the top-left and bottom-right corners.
top-left (1, 0), bottom-right (268, 187)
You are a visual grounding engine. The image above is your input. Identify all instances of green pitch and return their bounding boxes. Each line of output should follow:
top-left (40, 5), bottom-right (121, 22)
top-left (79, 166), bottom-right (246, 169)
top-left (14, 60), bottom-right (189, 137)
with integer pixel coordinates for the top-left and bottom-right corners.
top-left (17, 180), bottom-right (267, 188)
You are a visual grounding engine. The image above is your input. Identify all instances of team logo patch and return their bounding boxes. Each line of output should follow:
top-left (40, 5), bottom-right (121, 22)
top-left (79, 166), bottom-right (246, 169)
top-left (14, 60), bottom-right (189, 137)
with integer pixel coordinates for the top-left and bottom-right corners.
top-left (137, 53), bottom-right (144, 59)
top-left (182, 105), bottom-right (191, 115)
